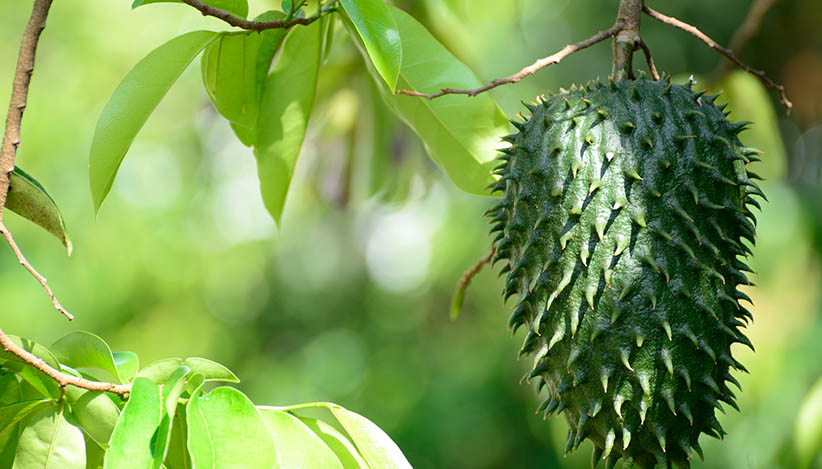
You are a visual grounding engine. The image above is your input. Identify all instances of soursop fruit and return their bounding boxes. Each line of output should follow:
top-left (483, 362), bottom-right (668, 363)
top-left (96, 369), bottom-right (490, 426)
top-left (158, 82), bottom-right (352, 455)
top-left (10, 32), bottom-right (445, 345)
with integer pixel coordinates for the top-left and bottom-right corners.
top-left (487, 77), bottom-right (763, 468)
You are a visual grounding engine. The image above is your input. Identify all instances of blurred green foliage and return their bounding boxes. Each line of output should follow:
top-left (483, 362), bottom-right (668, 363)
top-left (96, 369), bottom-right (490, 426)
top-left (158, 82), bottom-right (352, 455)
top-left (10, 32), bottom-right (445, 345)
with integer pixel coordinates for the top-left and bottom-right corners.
top-left (0, 0), bottom-right (820, 467)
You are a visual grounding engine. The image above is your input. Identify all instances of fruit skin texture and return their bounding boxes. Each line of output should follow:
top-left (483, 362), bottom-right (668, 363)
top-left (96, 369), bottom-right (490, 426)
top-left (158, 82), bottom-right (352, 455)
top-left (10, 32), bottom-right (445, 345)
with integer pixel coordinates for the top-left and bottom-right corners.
top-left (487, 78), bottom-right (763, 468)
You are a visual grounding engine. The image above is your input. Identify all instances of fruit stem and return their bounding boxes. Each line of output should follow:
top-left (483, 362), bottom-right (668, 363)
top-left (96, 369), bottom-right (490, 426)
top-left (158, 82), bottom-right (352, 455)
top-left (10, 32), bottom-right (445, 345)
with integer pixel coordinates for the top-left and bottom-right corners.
top-left (612, 0), bottom-right (643, 80)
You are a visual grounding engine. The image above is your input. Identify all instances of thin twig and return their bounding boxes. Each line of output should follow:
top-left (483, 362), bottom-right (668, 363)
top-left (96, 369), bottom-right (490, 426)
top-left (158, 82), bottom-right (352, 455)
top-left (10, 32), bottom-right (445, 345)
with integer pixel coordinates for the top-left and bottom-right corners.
top-left (178, 0), bottom-right (334, 31)
top-left (0, 0), bottom-right (70, 321)
top-left (714, 0), bottom-right (781, 78)
top-left (0, 222), bottom-right (72, 320)
top-left (643, 5), bottom-right (792, 113)
top-left (450, 246), bottom-right (496, 319)
top-left (396, 25), bottom-right (621, 100)
top-left (638, 40), bottom-right (661, 80)
top-left (0, 328), bottom-right (130, 395)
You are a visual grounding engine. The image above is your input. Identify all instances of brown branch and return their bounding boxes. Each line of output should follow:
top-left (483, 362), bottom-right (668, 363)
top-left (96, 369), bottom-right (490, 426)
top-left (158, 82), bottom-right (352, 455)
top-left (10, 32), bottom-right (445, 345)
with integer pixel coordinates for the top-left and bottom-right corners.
top-left (638, 40), bottom-right (661, 81)
top-left (178, 0), bottom-right (331, 31)
top-left (643, 5), bottom-right (792, 113)
top-left (611, 0), bottom-right (643, 81)
top-left (396, 24), bottom-right (621, 100)
top-left (714, 0), bottom-right (781, 78)
top-left (0, 222), bottom-right (72, 320)
top-left (0, 328), bottom-right (131, 395)
top-left (0, 0), bottom-right (70, 321)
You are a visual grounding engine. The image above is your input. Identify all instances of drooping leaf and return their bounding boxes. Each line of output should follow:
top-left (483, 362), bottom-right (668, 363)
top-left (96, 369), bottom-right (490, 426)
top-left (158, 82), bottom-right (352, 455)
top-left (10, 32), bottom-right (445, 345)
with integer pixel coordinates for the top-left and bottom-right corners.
top-left (150, 366), bottom-right (189, 469)
top-left (89, 31), bottom-right (218, 213)
top-left (339, 0), bottom-right (401, 91)
top-left (103, 377), bottom-right (162, 469)
top-left (330, 406), bottom-right (412, 469)
top-left (50, 331), bottom-right (123, 384)
top-left (64, 387), bottom-right (121, 447)
top-left (345, 6), bottom-right (509, 195)
top-left (252, 11), bottom-right (288, 102)
top-left (5, 167), bottom-right (71, 254)
top-left (131, 0), bottom-right (249, 19)
top-left (258, 409), bottom-right (343, 468)
top-left (0, 336), bottom-right (61, 398)
top-left (13, 402), bottom-right (86, 469)
top-left (113, 352), bottom-right (139, 384)
top-left (254, 18), bottom-right (323, 225)
top-left (136, 357), bottom-right (238, 384)
top-left (299, 416), bottom-right (367, 469)
top-left (187, 386), bottom-right (276, 468)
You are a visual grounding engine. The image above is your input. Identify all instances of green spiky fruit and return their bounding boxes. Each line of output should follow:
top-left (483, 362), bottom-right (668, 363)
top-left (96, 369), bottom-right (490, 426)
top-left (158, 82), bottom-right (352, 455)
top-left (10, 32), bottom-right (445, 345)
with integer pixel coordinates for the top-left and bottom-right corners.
top-left (487, 77), bottom-right (763, 468)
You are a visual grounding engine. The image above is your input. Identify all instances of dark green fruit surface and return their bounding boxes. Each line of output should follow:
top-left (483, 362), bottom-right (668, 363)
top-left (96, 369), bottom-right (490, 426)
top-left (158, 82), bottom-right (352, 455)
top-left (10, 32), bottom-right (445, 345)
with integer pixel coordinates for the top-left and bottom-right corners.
top-left (487, 78), bottom-right (763, 468)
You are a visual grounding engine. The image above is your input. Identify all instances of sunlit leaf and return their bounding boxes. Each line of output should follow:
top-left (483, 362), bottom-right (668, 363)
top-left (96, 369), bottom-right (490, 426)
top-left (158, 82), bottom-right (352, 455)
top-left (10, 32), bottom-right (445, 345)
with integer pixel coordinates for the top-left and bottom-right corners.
top-left (113, 352), bottom-right (139, 384)
top-left (64, 387), bottom-right (120, 447)
top-left (13, 402), bottom-right (85, 468)
top-left (132, 0), bottom-right (248, 19)
top-left (257, 409), bottom-right (342, 468)
top-left (339, 0), bottom-right (401, 91)
top-left (89, 31), bottom-right (218, 213)
top-left (330, 406), bottom-right (412, 469)
top-left (51, 331), bottom-right (123, 384)
top-left (136, 357), bottom-right (238, 384)
top-left (299, 416), bottom-right (367, 469)
top-left (5, 167), bottom-right (71, 254)
top-left (345, 6), bottom-right (508, 195)
top-left (187, 386), bottom-right (276, 468)
top-left (254, 19), bottom-right (323, 225)
top-left (0, 400), bottom-right (52, 435)
top-left (104, 377), bottom-right (162, 469)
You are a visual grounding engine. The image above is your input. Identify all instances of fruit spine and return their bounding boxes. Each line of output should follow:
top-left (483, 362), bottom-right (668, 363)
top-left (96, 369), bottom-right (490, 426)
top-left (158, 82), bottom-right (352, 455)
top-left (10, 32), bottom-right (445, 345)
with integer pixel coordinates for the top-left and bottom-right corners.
top-left (487, 76), bottom-right (763, 468)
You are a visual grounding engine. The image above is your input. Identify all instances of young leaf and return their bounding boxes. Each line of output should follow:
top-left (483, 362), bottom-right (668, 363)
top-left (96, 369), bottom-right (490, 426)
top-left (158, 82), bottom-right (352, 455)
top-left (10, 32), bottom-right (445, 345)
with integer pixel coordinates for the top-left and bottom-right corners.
top-left (132, 0), bottom-right (249, 19)
top-left (257, 409), bottom-right (343, 468)
top-left (113, 351), bottom-right (139, 384)
top-left (187, 386), bottom-right (276, 468)
top-left (339, 0), bottom-right (401, 91)
top-left (345, 6), bottom-right (509, 195)
top-left (104, 377), bottom-right (163, 469)
top-left (254, 19), bottom-right (323, 225)
top-left (299, 416), bottom-right (367, 469)
top-left (89, 31), bottom-right (218, 214)
top-left (13, 402), bottom-right (86, 468)
top-left (64, 387), bottom-right (121, 447)
top-left (330, 406), bottom-right (412, 469)
top-left (5, 167), bottom-right (71, 254)
top-left (50, 331), bottom-right (123, 384)
top-left (149, 366), bottom-right (189, 469)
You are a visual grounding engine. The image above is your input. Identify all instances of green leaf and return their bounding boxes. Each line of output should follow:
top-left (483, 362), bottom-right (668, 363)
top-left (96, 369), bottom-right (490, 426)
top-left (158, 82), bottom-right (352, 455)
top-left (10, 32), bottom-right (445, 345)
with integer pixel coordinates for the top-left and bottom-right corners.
top-left (164, 407), bottom-right (190, 469)
top-left (330, 406), bottom-right (411, 469)
top-left (84, 435), bottom-right (105, 469)
top-left (253, 18), bottom-right (323, 224)
top-left (89, 31), bottom-right (218, 213)
top-left (104, 377), bottom-right (162, 469)
top-left (339, 0), bottom-right (401, 91)
top-left (150, 366), bottom-right (189, 469)
top-left (113, 352), bottom-right (139, 384)
top-left (0, 336), bottom-right (61, 398)
top-left (257, 409), bottom-right (342, 468)
top-left (346, 6), bottom-right (509, 194)
top-left (0, 375), bottom-right (21, 404)
top-left (136, 357), bottom-right (238, 384)
top-left (6, 167), bottom-right (72, 254)
top-left (0, 424), bottom-right (20, 468)
top-left (299, 417), bottom-right (367, 469)
top-left (0, 399), bottom-right (53, 435)
top-left (64, 387), bottom-right (121, 447)
top-left (50, 331), bottom-right (123, 384)
top-left (186, 386), bottom-right (276, 468)
top-left (132, 0), bottom-right (248, 19)
top-left (13, 402), bottom-right (86, 469)
top-left (795, 376), bottom-right (822, 468)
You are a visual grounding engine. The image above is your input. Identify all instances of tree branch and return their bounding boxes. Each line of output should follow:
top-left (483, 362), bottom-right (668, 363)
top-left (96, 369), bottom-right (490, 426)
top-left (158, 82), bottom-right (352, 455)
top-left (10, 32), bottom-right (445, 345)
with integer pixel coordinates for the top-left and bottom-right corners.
top-left (0, 328), bottom-right (131, 395)
top-left (396, 25), bottom-right (620, 100)
top-left (643, 5), bottom-right (792, 113)
top-left (611, 0), bottom-right (643, 81)
top-left (714, 0), bottom-right (781, 78)
top-left (638, 40), bottom-right (661, 81)
top-left (0, 0), bottom-right (70, 321)
top-left (178, 0), bottom-right (335, 31)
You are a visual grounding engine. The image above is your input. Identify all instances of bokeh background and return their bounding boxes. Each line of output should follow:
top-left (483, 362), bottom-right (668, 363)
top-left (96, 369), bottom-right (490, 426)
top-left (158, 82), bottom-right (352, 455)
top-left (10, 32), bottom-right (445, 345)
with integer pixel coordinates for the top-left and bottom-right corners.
top-left (1, 0), bottom-right (820, 467)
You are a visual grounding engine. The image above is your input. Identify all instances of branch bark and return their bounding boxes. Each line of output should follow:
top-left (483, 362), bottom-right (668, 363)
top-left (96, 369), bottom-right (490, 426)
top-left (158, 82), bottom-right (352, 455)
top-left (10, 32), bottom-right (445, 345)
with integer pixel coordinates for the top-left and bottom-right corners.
top-left (611, 0), bottom-right (643, 81)
top-left (178, 0), bottom-right (334, 31)
top-left (643, 5), bottom-right (792, 113)
top-left (0, 328), bottom-right (131, 395)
